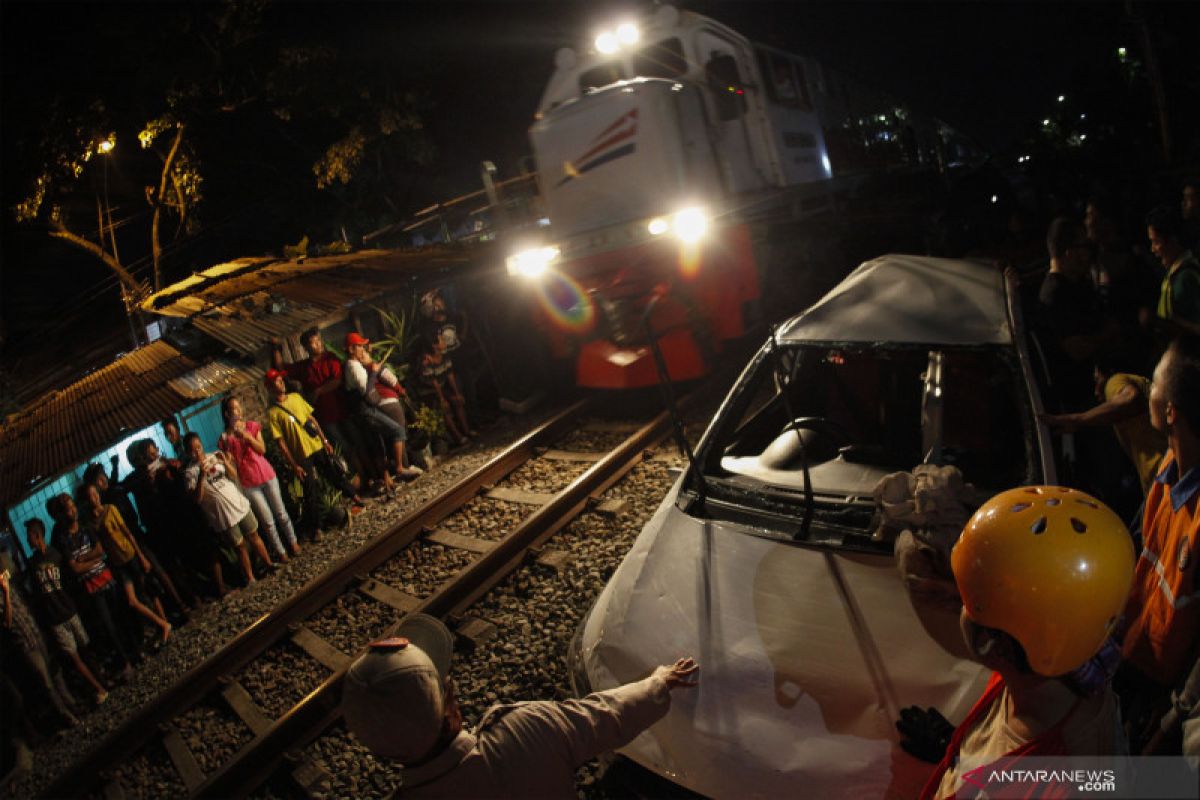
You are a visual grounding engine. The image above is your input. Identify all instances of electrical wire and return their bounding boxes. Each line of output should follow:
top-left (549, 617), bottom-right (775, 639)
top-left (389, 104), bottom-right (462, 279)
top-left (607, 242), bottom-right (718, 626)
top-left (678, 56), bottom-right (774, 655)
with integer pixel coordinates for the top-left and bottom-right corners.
top-left (12, 183), bottom-right (296, 345)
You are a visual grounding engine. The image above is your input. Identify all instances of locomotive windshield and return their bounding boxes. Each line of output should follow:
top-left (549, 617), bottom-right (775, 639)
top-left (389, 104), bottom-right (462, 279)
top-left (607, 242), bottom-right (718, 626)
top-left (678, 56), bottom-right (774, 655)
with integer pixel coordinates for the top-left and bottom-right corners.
top-left (698, 343), bottom-right (1035, 542)
top-left (631, 38), bottom-right (687, 78)
top-left (578, 62), bottom-right (625, 92)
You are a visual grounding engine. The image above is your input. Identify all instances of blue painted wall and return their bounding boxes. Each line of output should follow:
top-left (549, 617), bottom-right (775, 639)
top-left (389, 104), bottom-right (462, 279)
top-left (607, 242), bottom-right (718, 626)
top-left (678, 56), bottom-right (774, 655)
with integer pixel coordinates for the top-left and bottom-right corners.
top-left (5, 396), bottom-right (226, 556)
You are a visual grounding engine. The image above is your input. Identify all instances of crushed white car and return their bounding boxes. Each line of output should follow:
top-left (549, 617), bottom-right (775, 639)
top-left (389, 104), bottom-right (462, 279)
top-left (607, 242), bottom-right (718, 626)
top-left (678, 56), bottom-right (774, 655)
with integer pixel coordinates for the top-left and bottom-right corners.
top-left (570, 255), bottom-right (1057, 799)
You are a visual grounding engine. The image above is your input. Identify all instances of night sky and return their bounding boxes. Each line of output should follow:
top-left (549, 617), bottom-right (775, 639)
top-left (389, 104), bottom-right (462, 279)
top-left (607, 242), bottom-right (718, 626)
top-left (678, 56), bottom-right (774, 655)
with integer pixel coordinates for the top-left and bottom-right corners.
top-left (1, 1), bottom-right (1196, 401)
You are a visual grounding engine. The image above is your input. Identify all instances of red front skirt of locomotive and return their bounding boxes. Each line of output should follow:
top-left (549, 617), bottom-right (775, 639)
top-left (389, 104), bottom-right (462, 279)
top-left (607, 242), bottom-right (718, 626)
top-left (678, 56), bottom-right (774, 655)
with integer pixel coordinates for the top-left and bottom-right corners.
top-left (531, 222), bottom-right (759, 389)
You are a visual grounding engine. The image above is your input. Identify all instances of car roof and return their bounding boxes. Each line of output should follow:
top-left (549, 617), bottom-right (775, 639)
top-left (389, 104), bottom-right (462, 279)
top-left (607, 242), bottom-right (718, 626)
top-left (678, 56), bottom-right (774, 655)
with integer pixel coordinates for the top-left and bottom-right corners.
top-left (777, 254), bottom-right (1013, 346)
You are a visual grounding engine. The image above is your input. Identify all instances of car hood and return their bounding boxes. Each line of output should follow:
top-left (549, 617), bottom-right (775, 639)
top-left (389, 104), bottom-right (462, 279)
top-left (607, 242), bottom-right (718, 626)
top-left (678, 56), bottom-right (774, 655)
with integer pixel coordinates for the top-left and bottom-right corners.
top-left (580, 480), bottom-right (990, 799)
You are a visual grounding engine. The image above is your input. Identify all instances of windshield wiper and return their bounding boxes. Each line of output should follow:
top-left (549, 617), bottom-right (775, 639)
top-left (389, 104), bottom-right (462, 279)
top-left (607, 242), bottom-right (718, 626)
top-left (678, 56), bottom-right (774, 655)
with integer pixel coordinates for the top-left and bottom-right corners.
top-left (642, 291), bottom-right (707, 507)
top-left (768, 326), bottom-right (814, 538)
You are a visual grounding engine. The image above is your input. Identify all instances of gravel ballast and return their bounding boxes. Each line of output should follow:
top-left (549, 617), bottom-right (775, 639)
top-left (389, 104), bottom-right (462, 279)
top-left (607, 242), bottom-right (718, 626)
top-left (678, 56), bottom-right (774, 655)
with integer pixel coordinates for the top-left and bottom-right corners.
top-left (3, 412), bottom-right (552, 800)
top-left (302, 454), bottom-right (688, 800)
top-left (6, 404), bottom-right (712, 800)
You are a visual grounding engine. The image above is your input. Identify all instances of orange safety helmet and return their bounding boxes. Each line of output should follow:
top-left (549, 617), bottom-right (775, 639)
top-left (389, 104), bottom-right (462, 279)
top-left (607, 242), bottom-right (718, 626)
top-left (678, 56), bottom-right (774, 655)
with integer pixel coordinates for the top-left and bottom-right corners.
top-left (951, 485), bottom-right (1135, 677)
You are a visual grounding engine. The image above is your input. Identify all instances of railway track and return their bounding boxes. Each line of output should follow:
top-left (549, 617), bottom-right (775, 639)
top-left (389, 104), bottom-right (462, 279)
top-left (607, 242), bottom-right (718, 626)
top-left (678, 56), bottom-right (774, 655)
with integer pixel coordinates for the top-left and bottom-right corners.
top-left (44, 399), bottom-right (685, 799)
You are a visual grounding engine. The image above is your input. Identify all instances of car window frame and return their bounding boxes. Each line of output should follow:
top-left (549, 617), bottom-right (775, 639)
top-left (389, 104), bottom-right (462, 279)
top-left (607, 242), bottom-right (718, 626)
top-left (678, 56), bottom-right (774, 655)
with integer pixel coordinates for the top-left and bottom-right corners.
top-left (691, 339), bottom-right (1045, 511)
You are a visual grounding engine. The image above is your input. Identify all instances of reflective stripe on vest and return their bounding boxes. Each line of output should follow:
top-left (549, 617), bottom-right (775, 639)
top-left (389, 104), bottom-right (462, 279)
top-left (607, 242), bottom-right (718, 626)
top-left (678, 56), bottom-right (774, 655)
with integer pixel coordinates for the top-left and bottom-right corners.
top-left (1140, 545), bottom-right (1200, 609)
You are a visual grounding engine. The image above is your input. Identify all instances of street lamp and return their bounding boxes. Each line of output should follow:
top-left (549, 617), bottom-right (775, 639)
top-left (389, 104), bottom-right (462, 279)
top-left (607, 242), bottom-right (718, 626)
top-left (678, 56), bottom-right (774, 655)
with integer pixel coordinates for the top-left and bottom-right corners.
top-left (97, 134), bottom-right (119, 265)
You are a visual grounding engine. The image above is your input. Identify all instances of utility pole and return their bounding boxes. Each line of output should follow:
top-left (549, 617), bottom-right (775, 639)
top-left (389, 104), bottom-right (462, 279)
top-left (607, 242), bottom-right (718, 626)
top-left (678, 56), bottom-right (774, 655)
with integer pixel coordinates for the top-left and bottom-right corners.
top-left (1127, 0), bottom-right (1172, 165)
top-left (97, 135), bottom-right (144, 350)
top-left (481, 160), bottom-right (510, 235)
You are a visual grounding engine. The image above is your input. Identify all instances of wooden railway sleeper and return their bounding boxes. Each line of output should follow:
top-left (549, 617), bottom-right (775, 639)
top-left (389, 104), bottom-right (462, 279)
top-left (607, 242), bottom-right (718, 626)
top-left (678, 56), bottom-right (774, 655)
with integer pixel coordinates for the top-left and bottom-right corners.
top-left (290, 626), bottom-right (351, 672)
top-left (192, 407), bottom-right (674, 798)
top-left (220, 680), bottom-right (274, 737)
top-left (160, 722), bottom-right (205, 793)
top-left (454, 615), bottom-right (499, 650)
top-left (39, 401), bottom-right (595, 800)
top-left (284, 749), bottom-right (332, 799)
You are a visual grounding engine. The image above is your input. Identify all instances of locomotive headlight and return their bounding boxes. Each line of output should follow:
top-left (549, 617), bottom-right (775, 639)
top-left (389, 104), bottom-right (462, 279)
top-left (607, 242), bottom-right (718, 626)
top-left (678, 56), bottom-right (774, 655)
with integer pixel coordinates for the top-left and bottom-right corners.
top-left (648, 207), bottom-right (709, 242)
top-left (506, 245), bottom-right (560, 278)
top-left (672, 207), bottom-right (709, 243)
top-left (595, 21), bottom-right (639, 54)
top-left (595, 31), bottom-right (619, 54)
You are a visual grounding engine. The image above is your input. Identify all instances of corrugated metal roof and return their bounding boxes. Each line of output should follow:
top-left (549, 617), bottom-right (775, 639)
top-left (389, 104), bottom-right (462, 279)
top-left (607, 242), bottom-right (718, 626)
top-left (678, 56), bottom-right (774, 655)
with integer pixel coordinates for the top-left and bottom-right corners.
top-left (190, 299), bottom-right (330, 357)
top-left (168, 359), bottom-right (266, 400)
top-left (140, 247), bottom-right (488, 356)
top-left (0, 246), bottom-right (495, 509)
top-left (0, 342), bottom-right (260, 508)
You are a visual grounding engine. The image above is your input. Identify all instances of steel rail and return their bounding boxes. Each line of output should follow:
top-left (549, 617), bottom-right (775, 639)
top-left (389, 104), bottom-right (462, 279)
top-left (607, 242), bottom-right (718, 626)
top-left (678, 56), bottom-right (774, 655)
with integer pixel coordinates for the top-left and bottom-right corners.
top-left (41, 400), bottom-right (589, 800)
top-left (192, 406), bottom-right (677, 799)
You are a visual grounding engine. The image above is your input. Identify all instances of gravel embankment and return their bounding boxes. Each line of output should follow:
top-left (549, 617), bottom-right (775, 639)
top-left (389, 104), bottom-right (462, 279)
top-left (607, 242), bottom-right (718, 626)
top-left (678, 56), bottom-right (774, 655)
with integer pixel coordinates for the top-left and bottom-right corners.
top-left (302, 454), bottom-right (687, 800)
top-left (437, 497), bottom-right (530, 542)
top-left (2, 411), bottom-right (554, 800)
top-left (174, 700), bottom-right (251, 775)
top-left (6, 405), bottom-right (710, 800)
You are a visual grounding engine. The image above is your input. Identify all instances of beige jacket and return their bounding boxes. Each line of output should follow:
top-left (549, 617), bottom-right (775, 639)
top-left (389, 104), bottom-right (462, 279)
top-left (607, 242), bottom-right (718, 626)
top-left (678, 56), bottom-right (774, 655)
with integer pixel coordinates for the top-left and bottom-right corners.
top-left (396, 675), bottom-right (671, 799)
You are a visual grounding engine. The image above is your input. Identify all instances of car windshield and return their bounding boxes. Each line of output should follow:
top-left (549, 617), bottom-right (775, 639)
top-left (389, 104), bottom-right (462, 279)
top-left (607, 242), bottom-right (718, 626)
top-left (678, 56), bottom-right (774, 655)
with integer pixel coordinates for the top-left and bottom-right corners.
top-left (700, 342), bottom-right (1036, 540)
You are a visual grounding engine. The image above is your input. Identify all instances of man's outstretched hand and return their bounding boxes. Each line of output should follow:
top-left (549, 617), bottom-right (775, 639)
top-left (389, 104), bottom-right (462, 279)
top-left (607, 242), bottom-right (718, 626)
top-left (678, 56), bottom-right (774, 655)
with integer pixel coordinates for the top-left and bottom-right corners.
top-left (653, 657), bottom-right (699, 690)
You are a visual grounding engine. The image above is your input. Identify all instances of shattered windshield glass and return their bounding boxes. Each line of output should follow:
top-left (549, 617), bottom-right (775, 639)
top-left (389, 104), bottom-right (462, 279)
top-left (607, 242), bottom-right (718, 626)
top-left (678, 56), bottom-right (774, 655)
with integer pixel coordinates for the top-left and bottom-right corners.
top-left (700, 343), bottom-right (1035, 537)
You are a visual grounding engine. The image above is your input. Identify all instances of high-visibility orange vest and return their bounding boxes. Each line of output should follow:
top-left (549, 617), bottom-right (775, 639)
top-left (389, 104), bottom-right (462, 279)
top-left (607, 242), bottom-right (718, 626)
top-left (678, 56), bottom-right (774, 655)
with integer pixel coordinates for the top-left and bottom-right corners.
top-left (1122, 451), bottom-right (1200, 687)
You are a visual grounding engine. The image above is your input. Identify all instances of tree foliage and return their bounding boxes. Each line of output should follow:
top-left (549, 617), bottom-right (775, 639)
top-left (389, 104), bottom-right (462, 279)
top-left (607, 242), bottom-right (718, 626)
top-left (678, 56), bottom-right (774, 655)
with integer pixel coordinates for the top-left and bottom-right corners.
top-left (8, 0), bottom-right (433, 303)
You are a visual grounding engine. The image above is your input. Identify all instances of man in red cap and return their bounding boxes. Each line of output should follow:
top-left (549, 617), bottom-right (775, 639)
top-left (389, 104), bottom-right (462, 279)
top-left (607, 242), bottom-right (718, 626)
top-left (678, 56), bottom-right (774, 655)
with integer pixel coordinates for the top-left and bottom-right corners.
top-left (343, 614), bottom-right (698, 798)
top-left (344, 331), bottom-right (422, 492)
top-left (270, 327), bottom-right (368, 484)
top-left (263, 370), bottom-right (364, 540)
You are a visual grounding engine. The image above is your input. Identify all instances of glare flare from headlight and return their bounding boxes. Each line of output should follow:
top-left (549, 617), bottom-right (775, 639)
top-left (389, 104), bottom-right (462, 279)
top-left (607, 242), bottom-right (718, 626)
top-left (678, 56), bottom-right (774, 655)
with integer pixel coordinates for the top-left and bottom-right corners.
top-left (595, 32), bottom-right (618, 54)
top-left (647, 217), bottom-right (669, 236)
top-left (673, 207), bottom-right (708, 243)
top-left (507, 246), bottom-right (559, 278)
top-left (616, 23), bottom-right (639, 45)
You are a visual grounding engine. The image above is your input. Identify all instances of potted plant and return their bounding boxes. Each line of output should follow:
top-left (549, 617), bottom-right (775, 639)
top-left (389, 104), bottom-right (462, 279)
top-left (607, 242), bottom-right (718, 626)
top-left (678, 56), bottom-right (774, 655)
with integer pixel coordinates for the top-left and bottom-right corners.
top-left (411, 403), bottom-right (448, 456)
top-left (372, 299), bottom-right (419, 378)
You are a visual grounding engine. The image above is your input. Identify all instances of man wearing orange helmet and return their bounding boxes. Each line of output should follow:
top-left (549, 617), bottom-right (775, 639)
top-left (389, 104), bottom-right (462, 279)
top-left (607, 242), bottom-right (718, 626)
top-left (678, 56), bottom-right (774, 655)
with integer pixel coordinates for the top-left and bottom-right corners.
top-left (916, 486), bottom-right (1135, 800)
top-left (1119, 335), bottom-right (1200, 750)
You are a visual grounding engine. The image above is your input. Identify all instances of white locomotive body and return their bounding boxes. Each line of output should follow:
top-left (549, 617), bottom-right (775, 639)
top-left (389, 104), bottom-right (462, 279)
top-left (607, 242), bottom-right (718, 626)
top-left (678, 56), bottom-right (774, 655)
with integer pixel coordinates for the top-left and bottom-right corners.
top-left (514, 5), bottom-right (972, 389)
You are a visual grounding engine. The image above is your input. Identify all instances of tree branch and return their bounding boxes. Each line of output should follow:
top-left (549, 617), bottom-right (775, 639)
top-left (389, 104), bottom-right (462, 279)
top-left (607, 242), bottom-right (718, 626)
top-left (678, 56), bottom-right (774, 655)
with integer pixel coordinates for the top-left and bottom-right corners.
top-left (150, 124), bottom-right (186, 291)
top-left (47, 224), bottom-right (146, 297)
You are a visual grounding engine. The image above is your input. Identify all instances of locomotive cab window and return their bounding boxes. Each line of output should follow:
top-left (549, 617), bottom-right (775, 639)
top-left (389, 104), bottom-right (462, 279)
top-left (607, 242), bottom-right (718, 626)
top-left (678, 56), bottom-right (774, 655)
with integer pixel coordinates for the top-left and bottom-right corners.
top-left (579, 62), bottom-right (625, 93)
top-left (632, 37), bottom-right (687, 79)
top-left (705, 51), bottom-right (747, 120)
top-left (756, 51), bottom-right (812, 112)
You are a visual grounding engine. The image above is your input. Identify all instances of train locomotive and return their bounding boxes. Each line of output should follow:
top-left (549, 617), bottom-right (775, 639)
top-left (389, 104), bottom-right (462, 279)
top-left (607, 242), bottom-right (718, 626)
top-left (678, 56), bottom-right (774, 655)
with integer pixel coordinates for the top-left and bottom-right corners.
top-left (508, 4), bottom-right (975, 389)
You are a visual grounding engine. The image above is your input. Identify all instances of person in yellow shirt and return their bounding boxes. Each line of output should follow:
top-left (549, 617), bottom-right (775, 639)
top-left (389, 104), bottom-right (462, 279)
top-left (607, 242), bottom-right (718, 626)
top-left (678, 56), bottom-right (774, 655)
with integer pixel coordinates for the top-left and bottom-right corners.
top-left (264, 370), bottom-right (364, 541)
top-left (1041, 359), bottom-right (1166, 496)
top-left (75, 484), bottom-right (172, 648)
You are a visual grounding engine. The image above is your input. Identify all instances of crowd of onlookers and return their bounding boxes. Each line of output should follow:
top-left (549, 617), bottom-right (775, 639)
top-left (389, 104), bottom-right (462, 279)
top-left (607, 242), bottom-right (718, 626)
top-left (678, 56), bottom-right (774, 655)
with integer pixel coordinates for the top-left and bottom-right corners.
top-left (905, 178), bottom-right (1200, 796)
top-left (3, 181), bottom-right (1196, 787)
top-left (332, 182), bottom-right (1200, 796)
top-left (0, 288), bottom-right (489, 777)
top-left (1008, 180), bottom-right (1200, 520)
